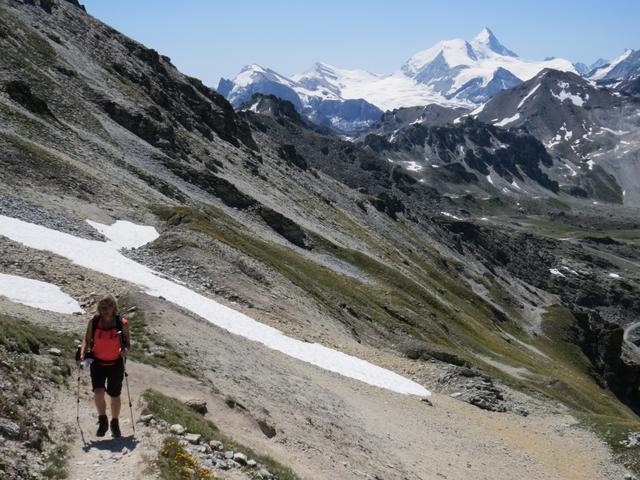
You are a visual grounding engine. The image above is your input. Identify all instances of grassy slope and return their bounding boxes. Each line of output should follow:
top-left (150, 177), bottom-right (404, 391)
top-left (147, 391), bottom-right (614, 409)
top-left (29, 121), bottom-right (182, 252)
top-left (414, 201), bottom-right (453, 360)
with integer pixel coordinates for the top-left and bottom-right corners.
top-left (0, 313), bottom-right (77, 479)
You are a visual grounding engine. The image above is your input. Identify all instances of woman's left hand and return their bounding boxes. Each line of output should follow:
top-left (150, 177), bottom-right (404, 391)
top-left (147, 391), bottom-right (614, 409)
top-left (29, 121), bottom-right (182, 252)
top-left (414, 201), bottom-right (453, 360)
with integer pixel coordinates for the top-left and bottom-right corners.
top-left (120, 347), bottom-right (129, 357)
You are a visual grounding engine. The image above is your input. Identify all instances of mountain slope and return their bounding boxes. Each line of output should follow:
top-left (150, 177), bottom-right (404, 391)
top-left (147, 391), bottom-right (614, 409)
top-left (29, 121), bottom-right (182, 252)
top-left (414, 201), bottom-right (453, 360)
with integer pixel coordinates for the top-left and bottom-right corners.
top-left (0, 1), bottom-right (639, 478)
top-left (590, 48), bottom-right (640, 83)
top-left (475, 69), bottom-right (640, 204)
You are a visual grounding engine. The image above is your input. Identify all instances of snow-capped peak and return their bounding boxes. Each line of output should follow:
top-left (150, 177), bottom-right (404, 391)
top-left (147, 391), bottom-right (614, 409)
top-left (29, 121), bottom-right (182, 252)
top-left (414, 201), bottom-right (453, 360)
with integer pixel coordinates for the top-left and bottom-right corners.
top-left (233, 64), bottom-right (296, 89)
top-left (590, 48), bottom-right (634, 80)
top-left (470, 27), bottom-right (518, 58)
top-left (221, 28), bottom-right (577, 119)
top-left (402, 38), bottom-right (477, 76)
top-left (296, 62), bottom-right (339, 80)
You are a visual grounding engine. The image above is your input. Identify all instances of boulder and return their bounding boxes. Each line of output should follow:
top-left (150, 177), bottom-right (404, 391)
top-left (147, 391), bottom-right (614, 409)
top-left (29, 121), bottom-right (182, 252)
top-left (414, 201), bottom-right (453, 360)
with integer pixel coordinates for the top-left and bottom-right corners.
top-left (257, 419), bottom-right (277, 439)
top-left (233, 452), bottom-right (248, 465)
top-left (184, 433), bottom-right (201, 444)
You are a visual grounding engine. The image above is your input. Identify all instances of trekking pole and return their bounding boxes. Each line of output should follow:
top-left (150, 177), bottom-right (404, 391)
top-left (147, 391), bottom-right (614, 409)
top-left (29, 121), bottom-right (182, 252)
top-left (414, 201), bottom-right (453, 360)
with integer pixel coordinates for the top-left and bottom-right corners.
top-left (123, 358), bottom-right (136, 434)
top-left (118, 330), bottom-right (136, 434)
top-left (74, 345), bottom-right (82, 421)
top-left (74, 345), bottom-right (87, 446)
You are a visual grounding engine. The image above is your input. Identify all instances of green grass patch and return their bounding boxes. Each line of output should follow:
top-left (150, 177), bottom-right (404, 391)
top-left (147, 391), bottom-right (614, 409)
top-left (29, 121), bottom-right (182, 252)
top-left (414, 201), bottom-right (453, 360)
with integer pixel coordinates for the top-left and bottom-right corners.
top-left (142, 389), bottom-right (299, 480)
top-left (579, 414), bottom-right (640, 475)
top-left (0, 313), bottom-right (76, 357)
top-left (510, 215), bottom-right (640, 246)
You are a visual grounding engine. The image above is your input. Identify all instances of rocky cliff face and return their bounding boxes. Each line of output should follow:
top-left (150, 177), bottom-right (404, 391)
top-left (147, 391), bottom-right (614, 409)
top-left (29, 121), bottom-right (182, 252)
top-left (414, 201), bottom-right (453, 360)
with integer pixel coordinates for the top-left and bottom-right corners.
top-left (574, 310), bottom-right (640, 413)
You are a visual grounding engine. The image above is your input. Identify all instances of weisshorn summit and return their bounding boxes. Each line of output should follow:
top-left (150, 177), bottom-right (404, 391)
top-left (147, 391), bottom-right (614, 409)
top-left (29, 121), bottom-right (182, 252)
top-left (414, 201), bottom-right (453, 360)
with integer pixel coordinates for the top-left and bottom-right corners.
top-left (0, 2), bottom-right (640, 480)
top-left (219, 28), bottom-right (576, 133)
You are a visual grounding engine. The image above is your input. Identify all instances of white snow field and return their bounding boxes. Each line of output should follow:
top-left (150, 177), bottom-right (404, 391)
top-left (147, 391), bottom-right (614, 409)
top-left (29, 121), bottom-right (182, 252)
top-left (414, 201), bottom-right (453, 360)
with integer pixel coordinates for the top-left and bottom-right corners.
top-left (0, 215), bottom-right (430, 396)
top-left (0, 272), bottom-right (82, 314)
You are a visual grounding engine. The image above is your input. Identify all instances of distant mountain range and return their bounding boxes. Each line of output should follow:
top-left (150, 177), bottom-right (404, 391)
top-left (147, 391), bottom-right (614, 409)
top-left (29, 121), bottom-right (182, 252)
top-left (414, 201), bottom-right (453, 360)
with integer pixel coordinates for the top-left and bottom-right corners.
top-left (218, 29), bottom-right (639, 135)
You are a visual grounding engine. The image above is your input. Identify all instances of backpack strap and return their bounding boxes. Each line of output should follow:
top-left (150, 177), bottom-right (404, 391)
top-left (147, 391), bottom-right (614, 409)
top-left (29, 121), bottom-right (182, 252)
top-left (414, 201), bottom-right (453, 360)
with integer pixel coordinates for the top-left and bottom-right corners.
top-left (89, 314), bottom-right (100, 350)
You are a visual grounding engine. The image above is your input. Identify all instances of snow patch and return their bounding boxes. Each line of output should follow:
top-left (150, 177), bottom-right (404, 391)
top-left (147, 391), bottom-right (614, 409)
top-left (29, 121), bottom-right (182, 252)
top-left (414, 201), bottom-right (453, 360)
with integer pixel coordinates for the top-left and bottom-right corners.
top-left (0, 215), bottom-right (429, 397)
top-left (549, 268), bottom-right (566, 277)
top-left (405, 161), bottom-right (423, 172)
top-left (0, 272), bottom-right (82, 314)
top-left (86, 220), bottom-right (159, 249)
top-left (469, 103), bottom-right (485, 117)
top-left (494, 113), bottom-right (520, 127)
top-left (601, 127), bottom-right (629, 136)
top-left (440, 212), bottom-right (463, 220)
top-left (551, 84), bottom-right (586, 107)
top-left (517, 83), bottom-right (541, 110)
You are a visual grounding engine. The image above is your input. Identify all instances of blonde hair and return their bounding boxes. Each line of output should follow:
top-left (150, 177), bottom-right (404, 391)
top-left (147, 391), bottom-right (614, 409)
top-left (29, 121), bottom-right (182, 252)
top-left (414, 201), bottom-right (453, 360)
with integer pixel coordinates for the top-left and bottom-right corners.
top-left (96, 293), bottom-right (117, 313)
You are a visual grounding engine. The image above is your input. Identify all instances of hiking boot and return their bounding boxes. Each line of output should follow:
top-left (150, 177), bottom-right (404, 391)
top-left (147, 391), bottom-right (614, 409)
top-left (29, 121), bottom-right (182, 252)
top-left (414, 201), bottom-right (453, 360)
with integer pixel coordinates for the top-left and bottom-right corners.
top-left (96, 415), bottom-right (108, 437)
top-left (110, 418), bottom-right (121, 438)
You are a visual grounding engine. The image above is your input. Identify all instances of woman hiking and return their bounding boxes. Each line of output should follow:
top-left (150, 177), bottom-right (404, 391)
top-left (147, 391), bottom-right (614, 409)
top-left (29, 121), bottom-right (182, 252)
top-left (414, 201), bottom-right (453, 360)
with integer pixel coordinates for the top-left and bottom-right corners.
top-left (80, 294), bottom-right (131, 438)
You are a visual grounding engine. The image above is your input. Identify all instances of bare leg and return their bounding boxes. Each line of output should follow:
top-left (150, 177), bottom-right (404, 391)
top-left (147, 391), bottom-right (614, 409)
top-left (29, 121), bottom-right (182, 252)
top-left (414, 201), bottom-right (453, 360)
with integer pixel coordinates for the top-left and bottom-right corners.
top-left (94, 388), bottom-right (106, 416)
top-left (110, 395), bottom-right (121, 419)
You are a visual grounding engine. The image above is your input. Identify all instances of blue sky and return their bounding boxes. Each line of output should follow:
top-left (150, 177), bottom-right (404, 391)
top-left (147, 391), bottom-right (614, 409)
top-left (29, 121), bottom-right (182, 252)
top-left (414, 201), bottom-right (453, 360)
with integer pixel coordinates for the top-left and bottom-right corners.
top-left (82, 0), bottom-right (639, 88)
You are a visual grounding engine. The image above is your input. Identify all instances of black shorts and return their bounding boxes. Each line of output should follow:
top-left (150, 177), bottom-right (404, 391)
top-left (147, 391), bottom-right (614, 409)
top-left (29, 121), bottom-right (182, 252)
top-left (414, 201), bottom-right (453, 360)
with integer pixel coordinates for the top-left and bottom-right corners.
top-left (90, 358), bottom-right (124, 397)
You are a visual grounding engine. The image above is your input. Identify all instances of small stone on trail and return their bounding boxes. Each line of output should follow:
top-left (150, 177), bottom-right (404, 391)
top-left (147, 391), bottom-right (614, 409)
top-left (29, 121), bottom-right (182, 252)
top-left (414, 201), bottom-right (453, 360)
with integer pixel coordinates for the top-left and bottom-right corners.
top-left (48, 348), bottom-right (62, 356)
top-left (421, 397), bottom-right (433, 406)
